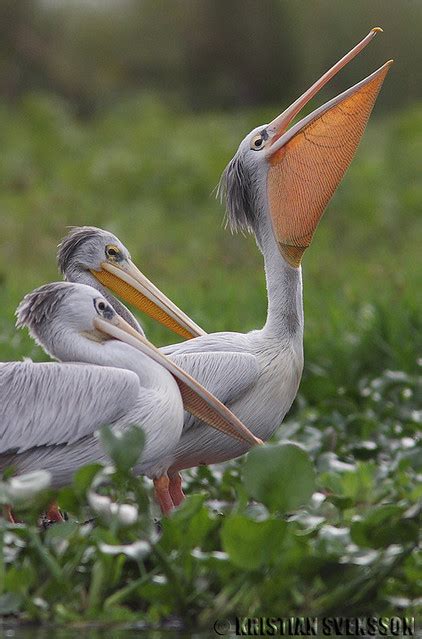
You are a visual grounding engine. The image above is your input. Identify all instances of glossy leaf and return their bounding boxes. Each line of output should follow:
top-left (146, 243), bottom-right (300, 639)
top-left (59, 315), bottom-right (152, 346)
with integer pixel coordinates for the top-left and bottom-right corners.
top-left (243, 442), bottom-right (316, 513)
top-left (221, 514), bottom-right (287, 569)
top-left (100, 425), bottom-right (145, 472)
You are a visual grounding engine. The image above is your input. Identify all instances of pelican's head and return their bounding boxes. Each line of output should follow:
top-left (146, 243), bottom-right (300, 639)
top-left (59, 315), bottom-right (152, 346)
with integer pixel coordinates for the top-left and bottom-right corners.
top-left (58, 227), bottom-right (132, 281)
top-left (58, 226), bottom-right (206, 340)
top-left (17, 282), bottom-right (261, 448)
top-left (220, 28), bottom-right (392, 267)
top-left (16, 281), bottom-right (119, 357)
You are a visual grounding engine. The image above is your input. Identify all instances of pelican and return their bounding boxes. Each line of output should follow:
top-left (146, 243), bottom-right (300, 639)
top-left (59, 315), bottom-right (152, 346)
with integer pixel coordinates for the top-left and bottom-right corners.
top-left (61, 30), bottom-right (391, 507)
top-left (57, 226), bottom-right (206, 340)
top-left (0, 282), bottom-right (259, 516)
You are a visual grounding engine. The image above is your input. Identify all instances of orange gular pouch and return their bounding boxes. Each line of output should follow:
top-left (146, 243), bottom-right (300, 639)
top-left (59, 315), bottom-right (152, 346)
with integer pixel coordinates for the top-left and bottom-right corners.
top-left (267, 62), bottom-right (392, 268)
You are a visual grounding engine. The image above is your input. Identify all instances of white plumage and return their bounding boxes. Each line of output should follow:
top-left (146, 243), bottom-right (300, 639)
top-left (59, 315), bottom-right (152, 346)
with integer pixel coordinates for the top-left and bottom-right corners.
top-left (0, 283), bottom-right (183, 487)
top-left (50, 31), bottom-right (390, 507)
top-left (0, 282), bottom-right (258, 511)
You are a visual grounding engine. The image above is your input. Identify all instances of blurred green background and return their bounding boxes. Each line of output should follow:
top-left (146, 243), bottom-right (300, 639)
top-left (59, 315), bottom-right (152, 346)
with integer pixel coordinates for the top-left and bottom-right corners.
top-left (0, 0), bottom-right (421, 394)
top-left (0, 0), bottom-right (421, 624)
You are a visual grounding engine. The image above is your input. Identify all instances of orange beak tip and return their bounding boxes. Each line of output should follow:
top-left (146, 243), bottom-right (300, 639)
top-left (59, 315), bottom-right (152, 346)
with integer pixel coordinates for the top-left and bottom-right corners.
top-left (371, 26), bottom-right (383, 34)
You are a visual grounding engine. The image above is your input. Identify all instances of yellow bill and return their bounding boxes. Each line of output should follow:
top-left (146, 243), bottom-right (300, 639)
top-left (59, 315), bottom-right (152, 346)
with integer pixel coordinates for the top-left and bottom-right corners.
top-left (92, 259), bottom-right (206, 340)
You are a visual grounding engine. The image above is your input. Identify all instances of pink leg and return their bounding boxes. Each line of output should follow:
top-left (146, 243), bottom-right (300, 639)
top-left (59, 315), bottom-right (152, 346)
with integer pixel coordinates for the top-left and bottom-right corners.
top-left (46, 501), bottom-right (65, 523)
top-left (4, 505), bottom-right (19, 523)
top-left (168, 472), bottom-right (185, 507)
top-left (153, 475), bottom-right (175, 515)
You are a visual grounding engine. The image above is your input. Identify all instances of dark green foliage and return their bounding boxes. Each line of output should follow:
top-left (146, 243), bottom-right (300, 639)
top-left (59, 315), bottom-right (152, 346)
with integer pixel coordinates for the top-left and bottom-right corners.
top-left (0, 97), bottom-right (420, 628)
top-left (1, 1), bottom-right (421, 113)
top-left (0, 366), bottom-right (420, 626)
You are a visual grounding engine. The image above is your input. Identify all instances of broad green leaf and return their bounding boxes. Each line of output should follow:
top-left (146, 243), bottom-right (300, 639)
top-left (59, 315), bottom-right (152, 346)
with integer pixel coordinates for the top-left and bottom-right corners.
top-left (56, 486), bottom-right (79, 513)
top-left (73, 463), bottom-right (104, 497)
top-left (351, 505), bottom-right (419, 549)
top-left (45, 521), bottom-right (79, 546)
top-left (340, 462), bottom-right (376, 502)
top-left (100, 425), bottom-right (145, 472)
top-left (159, 494), bottom-right (216, 551)
top-left (221, 514), bottom-right (287, 569)
top-left (243, 442), bottom-right (315, 513)
top-left (315, 525), bottom-right (350, 558)
top-left (0, 592), bottom-right (22, 615)
top-left (4, 561), bottom-right (36, 595)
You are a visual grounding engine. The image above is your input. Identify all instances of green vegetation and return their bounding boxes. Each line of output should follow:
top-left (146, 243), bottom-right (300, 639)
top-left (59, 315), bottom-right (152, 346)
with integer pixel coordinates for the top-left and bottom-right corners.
top-left (0, 96), bottom-right (421, 629)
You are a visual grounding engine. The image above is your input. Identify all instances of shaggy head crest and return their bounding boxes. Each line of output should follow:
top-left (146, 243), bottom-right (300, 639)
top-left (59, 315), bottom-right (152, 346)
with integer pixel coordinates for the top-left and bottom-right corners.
top-left (218, 153), bottom-right (257, 234)
top-left (57, 226), bottom-right (118, 275)
top-left (16, 282), bottom-right (74, 332)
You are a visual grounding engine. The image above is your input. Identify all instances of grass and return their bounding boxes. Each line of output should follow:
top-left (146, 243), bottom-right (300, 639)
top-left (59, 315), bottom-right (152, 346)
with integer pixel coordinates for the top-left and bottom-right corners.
top-left (0, 94), bottom-right (420, 629)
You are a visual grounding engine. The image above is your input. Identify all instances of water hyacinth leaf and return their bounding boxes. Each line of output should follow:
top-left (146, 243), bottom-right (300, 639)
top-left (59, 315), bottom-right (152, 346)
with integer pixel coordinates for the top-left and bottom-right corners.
top-left (318, 471), bottom-right (346, 496)
top-left (73, 463), bottom-right (104, 497)
top-left (243, 442), bottom-right (315, 513)
top-left (4, 561), bottom-right (36, 595)
top-left (340, 462), bottom-right (377, 502)
top-left (100, 425), bottom-right (145, 472)
top-left (159, 494), bottom-right (216, 551)
top-left (99, 540), bottom-right (151, 561)
top-left (45, 521), bottom-right (79, 546)
top-left (56, 486), bottom-right (79, 513)
top-left (351, 505), bottom-right (419, 549)
top-left (315, 525), bottom-right (351, 558)
top-left (326, 495), bottom-right (354, 510)
top-left (0, 593), bottom-right (23, 615)
top-left (221, 514), bottom-right (287, 570)
top-left (318, 452), bottom-right (356, 474)
top-left (6, 470), bottom-right (51, 505)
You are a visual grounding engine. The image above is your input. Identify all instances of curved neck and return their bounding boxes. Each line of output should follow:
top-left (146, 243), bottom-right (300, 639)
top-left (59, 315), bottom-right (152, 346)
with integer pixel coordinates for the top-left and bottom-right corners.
top-left (255, 210), bottom-right (304, 340)
top-left (64, 269), bottom-right (145, 335)
top-left (91, 340), bottom-right (172, 391)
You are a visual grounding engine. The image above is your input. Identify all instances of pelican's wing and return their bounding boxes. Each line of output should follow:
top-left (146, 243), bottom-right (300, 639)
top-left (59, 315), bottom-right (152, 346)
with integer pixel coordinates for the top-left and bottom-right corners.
top-left (162, 332), bottom-right (259, 407)
top-left (162, 331), bottom-right (249, 357)
top-left (167, 351), bottom-right (259, 426)
top-left (164, 350), bottom-right (260, 469)
top-left (0, 361), bottom-right (139, 454)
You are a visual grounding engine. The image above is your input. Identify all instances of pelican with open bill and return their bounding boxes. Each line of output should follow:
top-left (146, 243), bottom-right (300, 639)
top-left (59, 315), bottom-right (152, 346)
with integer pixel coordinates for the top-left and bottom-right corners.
top-left (253, 27), bottom-right (393, 267)
top-left (58, 29), bottom-right (392, 510)
top-left (67, 29), bottom-right (393, 333)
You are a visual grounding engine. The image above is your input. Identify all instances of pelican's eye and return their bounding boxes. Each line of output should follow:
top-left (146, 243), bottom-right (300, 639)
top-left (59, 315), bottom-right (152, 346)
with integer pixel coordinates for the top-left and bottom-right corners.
top-left (105, 244), bottom-right (121, 260)
top-left (94, 298), bottom-right (115, 320)
top-left (250, 131), bottom-right (267, 151)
